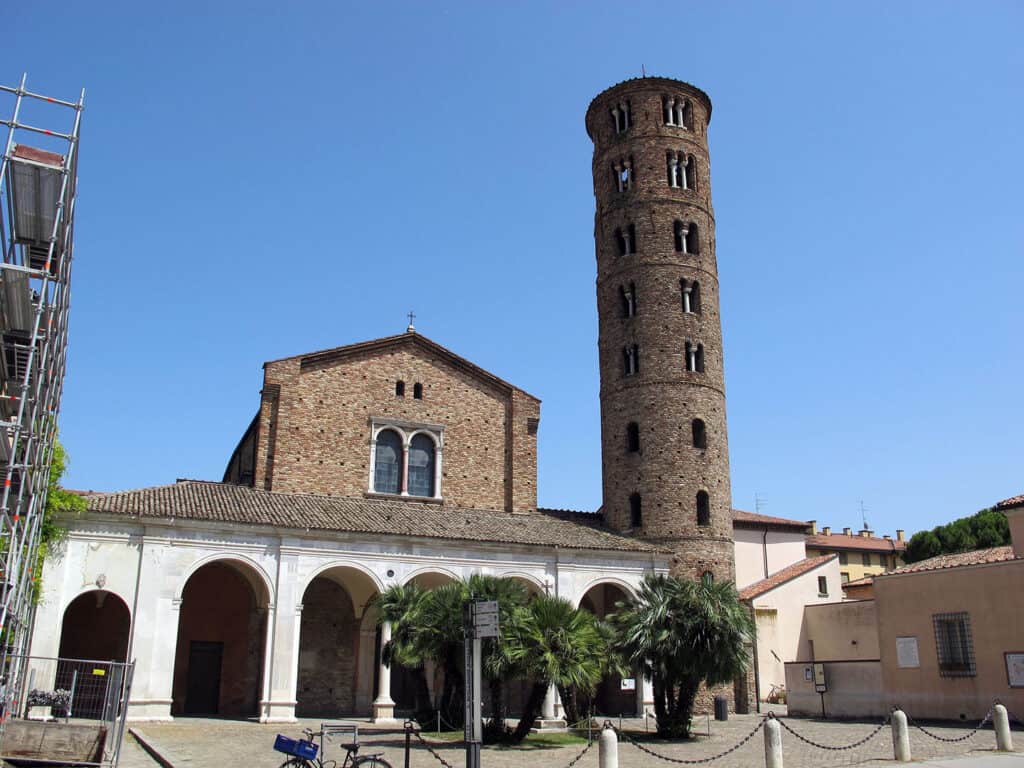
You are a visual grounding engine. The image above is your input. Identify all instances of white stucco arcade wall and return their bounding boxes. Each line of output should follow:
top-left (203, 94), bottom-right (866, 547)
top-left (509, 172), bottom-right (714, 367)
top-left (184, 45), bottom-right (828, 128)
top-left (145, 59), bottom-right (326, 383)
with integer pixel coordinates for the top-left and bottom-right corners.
top-left (32, 514), bottom-right (666, 722)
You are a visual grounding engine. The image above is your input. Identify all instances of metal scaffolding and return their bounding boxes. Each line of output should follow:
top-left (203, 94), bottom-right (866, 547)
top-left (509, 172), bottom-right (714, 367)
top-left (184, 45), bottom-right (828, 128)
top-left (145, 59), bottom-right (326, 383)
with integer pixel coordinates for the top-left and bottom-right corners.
top-left (0, 74), bottom-right (84, 718)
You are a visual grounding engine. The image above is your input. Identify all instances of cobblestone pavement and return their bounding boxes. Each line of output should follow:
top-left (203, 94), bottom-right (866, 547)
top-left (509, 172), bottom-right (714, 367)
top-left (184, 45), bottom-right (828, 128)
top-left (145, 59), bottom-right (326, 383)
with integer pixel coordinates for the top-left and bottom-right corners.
top-left (127, 714), bottom-right (1021, 768)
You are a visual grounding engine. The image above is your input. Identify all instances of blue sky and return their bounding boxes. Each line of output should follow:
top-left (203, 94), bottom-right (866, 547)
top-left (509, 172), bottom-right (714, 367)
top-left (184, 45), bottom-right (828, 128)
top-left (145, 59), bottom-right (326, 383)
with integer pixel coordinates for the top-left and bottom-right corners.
top-left (4, 2), bottom-right (1022, 536)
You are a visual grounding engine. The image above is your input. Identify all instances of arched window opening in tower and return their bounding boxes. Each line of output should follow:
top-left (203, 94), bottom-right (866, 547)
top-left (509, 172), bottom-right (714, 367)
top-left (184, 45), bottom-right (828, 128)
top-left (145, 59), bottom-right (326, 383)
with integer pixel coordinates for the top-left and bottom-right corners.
top-left (611, 100), bottom-right (632, 134)
top-left (626, 421), bottom-right (640, 453)
top-left (623, 345), bottom-right (639, 376)
top-left (613, 157), bottom-right (633, 192)
top-left (681, 279), bottom-right (702, 314)
top-left (629, 493), bottom-right (642, 529)
top-left (696, 491), bottom-right (711, 526)
top-left (620, 283), bottom-right (637, 318)
top-left (667, 151), bottom-right (682, 188)
top-left (684, 155), bottom-right (697, 190)
top-left (395, 380), bottom-right (405, 397)
top-left (373, 429), bottom-right (403, 495)
top-left (413, 382), bottom-right (423, 400)
top-left (407, 434), bottom-right (435, 497)
top-left (701, 570), bottom-right (714, 584)
top-left (691, 418), bottom-right (707, 449)
top-left (663, 96), bottom-right (693, 130)
top-left (615, 224), bottom-right (636, 256)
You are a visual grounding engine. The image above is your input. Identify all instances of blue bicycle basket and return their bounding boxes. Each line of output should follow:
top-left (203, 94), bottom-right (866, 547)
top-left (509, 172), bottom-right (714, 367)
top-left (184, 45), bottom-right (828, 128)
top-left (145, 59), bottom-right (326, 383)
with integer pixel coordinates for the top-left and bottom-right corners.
top-left (274, 735), bottom-right (319, 759)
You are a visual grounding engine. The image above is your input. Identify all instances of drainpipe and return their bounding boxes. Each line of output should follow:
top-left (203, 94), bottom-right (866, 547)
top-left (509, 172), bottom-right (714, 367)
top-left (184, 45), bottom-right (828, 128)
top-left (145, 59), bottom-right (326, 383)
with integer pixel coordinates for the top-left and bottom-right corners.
top-left (126, 526), bottom-right (145, 664)
top-left (762, 530), bottom-right (769, 579)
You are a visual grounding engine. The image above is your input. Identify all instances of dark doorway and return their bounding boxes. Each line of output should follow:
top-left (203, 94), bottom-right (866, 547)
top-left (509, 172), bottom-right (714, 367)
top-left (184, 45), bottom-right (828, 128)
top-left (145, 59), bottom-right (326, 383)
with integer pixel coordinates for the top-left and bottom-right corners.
top-left (185, 641), bottom-right (223, 715)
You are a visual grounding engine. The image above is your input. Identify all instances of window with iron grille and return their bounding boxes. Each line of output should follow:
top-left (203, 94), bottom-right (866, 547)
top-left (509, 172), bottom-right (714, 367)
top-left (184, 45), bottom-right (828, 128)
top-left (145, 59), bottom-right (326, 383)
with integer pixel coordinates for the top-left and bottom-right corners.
top-left (932, 612), bottom-right (975, 677)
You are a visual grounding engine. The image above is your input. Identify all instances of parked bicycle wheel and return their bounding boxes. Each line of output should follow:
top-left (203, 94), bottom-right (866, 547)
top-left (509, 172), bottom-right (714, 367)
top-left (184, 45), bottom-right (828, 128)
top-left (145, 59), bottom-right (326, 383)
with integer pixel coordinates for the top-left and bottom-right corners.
top-left (278, 759), bottom-right (312, 768)
top-left (354, 756), bottom-right (393, 768)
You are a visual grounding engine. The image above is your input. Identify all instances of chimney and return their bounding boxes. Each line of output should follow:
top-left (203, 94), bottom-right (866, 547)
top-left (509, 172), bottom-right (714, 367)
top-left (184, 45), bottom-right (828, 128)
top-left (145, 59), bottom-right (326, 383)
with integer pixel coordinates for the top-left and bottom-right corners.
top-left (822, 526), bottom-right (831, 536)
top-left (809, 520), bottom-right (818, 535)
top-left (843, 527), bottom-right (852, 536)
top-left (883, 534), bottom-right (891, 540)
top-left (859, 530), bottom-right (870, 537)
top-left (896, 529), bottom-right (905, 542)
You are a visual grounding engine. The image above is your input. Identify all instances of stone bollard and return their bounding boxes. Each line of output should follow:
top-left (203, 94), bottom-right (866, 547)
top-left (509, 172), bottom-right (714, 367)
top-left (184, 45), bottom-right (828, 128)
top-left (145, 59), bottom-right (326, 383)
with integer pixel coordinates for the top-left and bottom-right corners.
top-left (994, 704), bottom-right (1013, 752)
top-left (891, 709), bottom-right (911, 762)
top-left (764, 717), bottom-right (783, 768)
top-left (598, 725), bottom-right (618, 768)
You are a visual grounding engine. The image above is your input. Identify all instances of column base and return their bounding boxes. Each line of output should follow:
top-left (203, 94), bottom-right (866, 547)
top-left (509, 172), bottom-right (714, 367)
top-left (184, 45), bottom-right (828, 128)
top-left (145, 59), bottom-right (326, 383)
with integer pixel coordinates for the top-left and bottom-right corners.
top-left (260, 700), bottom-right (298, 723)
top-left (372, 697), bottom-right (398, 723)
top-left (127, 699), bottom-right (174, 722)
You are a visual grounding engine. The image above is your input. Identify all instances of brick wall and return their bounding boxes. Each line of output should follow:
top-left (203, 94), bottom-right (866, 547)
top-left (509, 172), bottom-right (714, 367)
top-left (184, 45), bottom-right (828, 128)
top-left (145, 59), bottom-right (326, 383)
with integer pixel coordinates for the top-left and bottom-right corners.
top-left (586, 77), bottom-right (735, 582)
top-left (251, 336), bottom-right (540, 513)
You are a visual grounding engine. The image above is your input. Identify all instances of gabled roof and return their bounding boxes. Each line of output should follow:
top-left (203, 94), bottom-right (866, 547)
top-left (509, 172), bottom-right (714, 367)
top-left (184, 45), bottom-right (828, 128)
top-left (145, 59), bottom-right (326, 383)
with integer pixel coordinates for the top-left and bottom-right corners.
top-left (877, 546), bottom-right (1017, 578)
top-left (83, 481), bottom-right (660, 553)
top-left (732, 509), bottom-right (810, 531)
top-left (739, 554), bottom-right (837, 601)
top-left (806, 533), bottom-right (906, 553)
top-left (264, 331), bottom-right (540, 402)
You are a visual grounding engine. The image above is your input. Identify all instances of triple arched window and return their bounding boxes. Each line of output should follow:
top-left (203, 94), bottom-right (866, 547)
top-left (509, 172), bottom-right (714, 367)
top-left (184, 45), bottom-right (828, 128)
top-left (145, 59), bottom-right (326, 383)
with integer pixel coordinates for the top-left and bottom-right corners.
top-left (667, 152), bottom-right (696, 190)
top-left (370, 421), bottom-right (443, 499)
top-left (612, 157), bottom-right (634, 192)
top-left (663, 96), bottom-right (694, 130)
top-left (611, 100), bottom-right (632, 134)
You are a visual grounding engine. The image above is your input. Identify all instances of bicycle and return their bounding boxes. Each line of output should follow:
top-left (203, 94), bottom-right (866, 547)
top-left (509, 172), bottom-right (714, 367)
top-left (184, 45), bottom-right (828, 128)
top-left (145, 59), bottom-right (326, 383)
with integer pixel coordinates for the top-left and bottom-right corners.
top-left (274, 727), bottom-right (393, 768)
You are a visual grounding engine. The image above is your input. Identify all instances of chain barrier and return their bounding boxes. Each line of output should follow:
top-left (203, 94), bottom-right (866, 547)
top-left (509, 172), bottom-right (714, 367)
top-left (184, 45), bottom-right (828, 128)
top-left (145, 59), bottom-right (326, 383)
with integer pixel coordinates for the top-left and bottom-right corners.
top-left (562, 737), bottom-right (595, 768)
top-left (906, 708), bottom-right (992, 743)
top-left (771, 712), bottom-right (890, 752)
top-left (610, 717), bottom-right (766, 765)
top-left (407, 722), bottom-right (459, 768)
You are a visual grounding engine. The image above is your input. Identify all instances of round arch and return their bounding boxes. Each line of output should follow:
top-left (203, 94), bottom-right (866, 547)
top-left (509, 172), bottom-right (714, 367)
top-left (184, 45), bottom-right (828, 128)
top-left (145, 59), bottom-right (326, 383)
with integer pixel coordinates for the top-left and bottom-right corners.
top-left (176, 553), bottom-right (274, 607)
top-left (62, 584), bottom-right (133, 620)
top-left (573, 577), bottom-right (637, 609)
top-left (499, 571), bottom-right (546, 595)
top-left (402, 566), bottom-right (459, 589)
top-left (57, 590), bottom-right (131, 719)
top-left (301, 560), bottom-right (386, 601)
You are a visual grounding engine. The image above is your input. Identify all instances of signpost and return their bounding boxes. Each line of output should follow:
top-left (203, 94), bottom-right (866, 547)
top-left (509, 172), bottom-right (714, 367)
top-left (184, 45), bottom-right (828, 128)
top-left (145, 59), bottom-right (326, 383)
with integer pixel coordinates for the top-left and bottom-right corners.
top-left (464, 600), bottom-right (499, 768)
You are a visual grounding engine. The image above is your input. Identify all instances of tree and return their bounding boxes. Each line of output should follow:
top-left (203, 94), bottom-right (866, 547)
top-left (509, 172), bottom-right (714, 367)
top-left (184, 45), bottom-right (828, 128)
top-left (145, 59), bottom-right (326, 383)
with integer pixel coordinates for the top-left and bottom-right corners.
top-left (35, 441), bottom-right (85, 598)
top-left (501, 595), bottom-right (610, 742)
top-left (903, 508), bottom-right (1011, 563)
top-left (610, 574), bottom-right (753, 739)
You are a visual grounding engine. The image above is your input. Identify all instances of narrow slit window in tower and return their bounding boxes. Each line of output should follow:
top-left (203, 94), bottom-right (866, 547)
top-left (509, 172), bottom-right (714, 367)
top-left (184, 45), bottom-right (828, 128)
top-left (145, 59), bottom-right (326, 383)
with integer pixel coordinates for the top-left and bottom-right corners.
top-left (691, 418), bottom-right (707, 449)
top-left (616, 224), bottom-right (636, 256)
top-left (627, 421), bottom-right (640, 452)
top-left (696, 491), bottom-right (711, 526)
top-left (623, 345), bottom-right (639, 376)
top-left (620, 282), bottom-right (636, 318)
top-left (395, 380), bottom-right (405, 397)
top-left (629, 493), bottom-right (642, 529)
top-left (413, 382), bottom-right (423, 400)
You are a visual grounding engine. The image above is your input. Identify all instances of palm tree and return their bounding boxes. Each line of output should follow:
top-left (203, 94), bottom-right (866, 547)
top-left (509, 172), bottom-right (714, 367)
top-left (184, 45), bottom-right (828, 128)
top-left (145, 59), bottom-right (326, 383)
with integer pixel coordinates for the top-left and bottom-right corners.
top-left (502, 595), bottom-right (609, 742)
top-left (374, 582), bottom-right (434, 719)
top-left (610, 574), bottom-right (754, 739)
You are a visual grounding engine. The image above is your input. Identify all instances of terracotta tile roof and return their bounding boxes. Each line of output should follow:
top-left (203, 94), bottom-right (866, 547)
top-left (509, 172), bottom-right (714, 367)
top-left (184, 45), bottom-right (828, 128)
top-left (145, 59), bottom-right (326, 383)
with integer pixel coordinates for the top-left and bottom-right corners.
top-left (732, 509), bottom-right (810, 530)
top-left (739, 554), bottom-right (837, 601)
top-left (83, 481), bottom-right (661, 553)
top-left (842, 575), bottom-right (874, 588)
top-left (879, 546), bottom-right (1017, 578)
top-left (994, 494), bottom-right (1024, 511)
top-left (806, 533), bottom-right (906, 553)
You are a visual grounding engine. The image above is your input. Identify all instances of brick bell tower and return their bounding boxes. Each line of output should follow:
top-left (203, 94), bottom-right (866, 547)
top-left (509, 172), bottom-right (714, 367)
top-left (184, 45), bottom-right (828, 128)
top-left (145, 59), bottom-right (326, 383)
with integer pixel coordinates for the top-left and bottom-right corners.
top-left (586, 77), bottom-right (735, 582)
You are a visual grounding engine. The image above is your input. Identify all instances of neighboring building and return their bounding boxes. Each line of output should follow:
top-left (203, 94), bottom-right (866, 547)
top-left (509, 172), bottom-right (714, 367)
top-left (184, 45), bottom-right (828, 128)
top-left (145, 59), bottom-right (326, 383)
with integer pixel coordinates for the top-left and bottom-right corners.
top-left (32, 76), bottom-right (746, 723)
top-left (805, 522), bottom-right (906, 583)
top-left (732, 510), bottom-right (810, 589)
top-left (739, 554), bottom-right (841, 703)
top-left (786, 494), bottom-right (1024, 720)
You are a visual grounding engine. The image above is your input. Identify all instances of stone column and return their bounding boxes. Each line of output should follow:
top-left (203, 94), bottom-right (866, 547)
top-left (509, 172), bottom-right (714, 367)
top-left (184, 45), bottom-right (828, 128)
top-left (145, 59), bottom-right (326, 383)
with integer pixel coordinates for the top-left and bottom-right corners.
top-left (665, 97), bottom-right (676, 125)
top-left (400, 443), bottom-right (409, 496)
top-left (372, 622), bottom-right (398, 722)
top-left (669, 153), bottom-right (679, 188)
top-left (682, 285), bottom-right (692, 313)
top-left (541, 684), bottom-right (556, 720)
top-left (614, 162), bottom-right (624, 192)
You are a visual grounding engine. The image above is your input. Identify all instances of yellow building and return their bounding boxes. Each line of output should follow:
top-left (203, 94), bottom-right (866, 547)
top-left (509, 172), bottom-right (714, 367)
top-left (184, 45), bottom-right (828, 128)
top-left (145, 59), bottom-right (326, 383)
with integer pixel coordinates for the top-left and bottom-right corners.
top-left (805, 522), bottom-right (906, 583)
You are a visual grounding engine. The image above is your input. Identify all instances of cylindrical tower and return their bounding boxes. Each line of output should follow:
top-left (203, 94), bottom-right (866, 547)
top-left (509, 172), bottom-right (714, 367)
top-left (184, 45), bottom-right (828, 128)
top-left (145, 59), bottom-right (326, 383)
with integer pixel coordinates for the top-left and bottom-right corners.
top-left (586, 77), bottom-right (734, 581)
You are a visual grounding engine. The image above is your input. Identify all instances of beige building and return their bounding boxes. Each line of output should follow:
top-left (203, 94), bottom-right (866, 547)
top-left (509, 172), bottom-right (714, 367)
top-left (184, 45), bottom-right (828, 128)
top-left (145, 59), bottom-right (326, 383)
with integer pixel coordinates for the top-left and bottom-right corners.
top-left (805, 523), bottom-right (906, 583)
top-left (786, 494), bottom-right (1024, 721)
